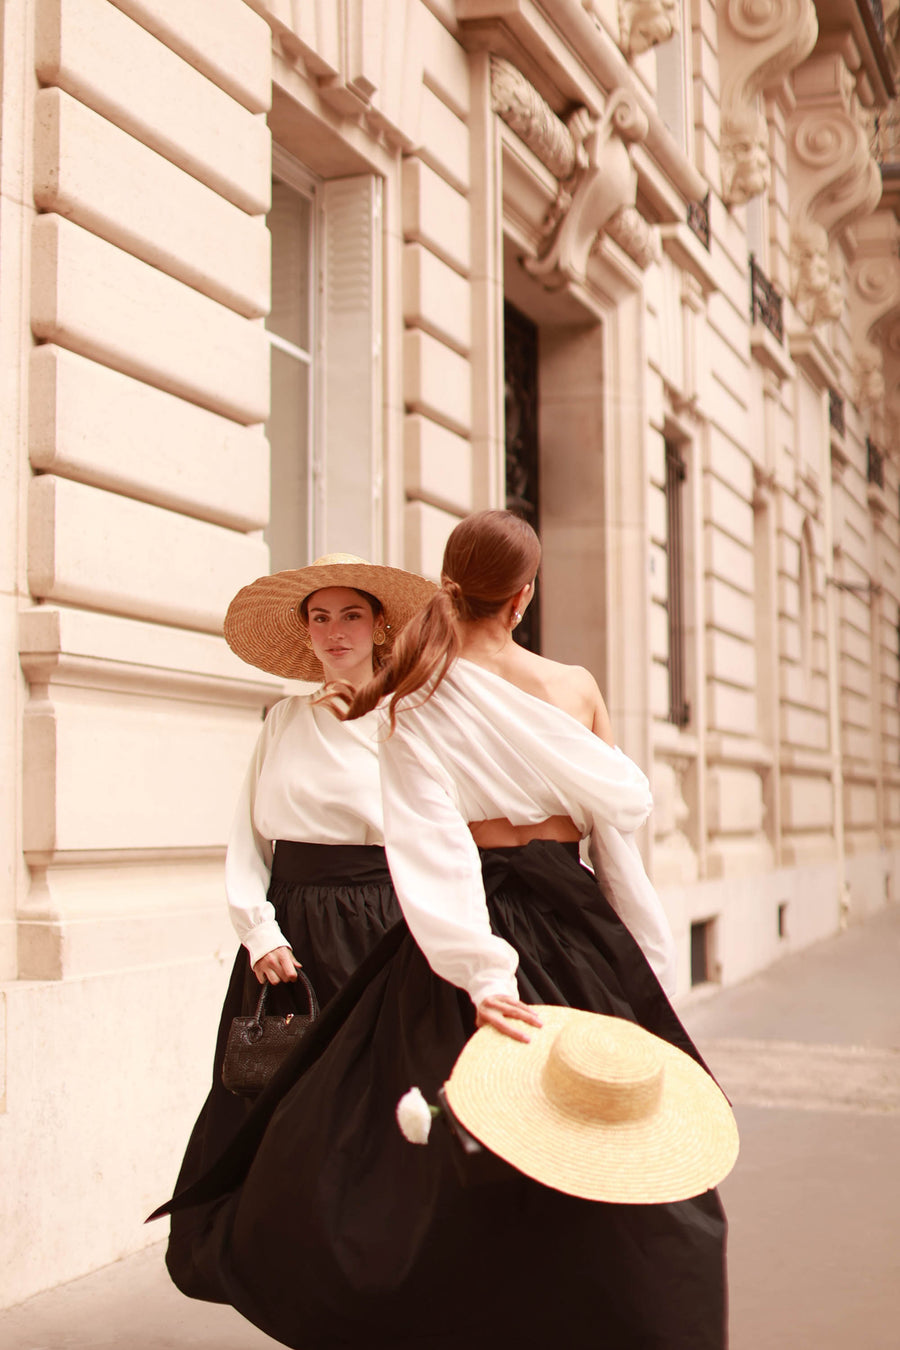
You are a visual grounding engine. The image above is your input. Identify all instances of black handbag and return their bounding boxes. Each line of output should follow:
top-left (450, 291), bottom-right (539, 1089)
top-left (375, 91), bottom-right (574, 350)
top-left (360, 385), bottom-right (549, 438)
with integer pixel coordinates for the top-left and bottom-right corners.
top-left (222, 969), bottom-right (319, 1099)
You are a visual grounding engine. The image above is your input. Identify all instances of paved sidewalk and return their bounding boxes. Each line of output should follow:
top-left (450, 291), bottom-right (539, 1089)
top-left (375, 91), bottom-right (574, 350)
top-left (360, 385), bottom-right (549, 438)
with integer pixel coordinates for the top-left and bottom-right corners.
top-left (2, 905), bottom-right (898, 1349)
top-left (679, 903), bottom-right (900, 1350)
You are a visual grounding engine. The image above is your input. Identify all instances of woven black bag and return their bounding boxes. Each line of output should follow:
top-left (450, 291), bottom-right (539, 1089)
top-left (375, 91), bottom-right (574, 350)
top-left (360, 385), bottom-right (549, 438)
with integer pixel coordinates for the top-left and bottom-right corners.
top-left (222, 970), bottom-right (319, 1099)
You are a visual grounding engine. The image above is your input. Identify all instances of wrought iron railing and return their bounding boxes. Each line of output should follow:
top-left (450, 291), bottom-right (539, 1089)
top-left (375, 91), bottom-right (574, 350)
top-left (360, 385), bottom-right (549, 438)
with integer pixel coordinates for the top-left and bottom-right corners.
top-left (829, 389), bottom-right (845, 436)
top-left (665, 439), bottom-right (690, 729)
top-left (863, 0), bottom-right (885, 46)
top-left (867, 436), bottom-right (885, 489)
top-left (687, 193), bottom-right (710, 251)
top-left (749, 254), bottom-right (784, 343)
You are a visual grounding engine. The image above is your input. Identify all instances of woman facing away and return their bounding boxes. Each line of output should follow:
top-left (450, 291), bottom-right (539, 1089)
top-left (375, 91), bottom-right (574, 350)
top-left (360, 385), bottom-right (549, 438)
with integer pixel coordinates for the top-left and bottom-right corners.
top-left (157, 515), bottom-right (728, 1350)
top-left (165, 553), bottom-right (436, 1294)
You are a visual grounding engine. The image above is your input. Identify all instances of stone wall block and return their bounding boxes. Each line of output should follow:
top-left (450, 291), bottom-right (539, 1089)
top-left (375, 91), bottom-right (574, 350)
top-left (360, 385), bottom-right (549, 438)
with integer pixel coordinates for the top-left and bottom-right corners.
top-left (404, 329), bottom-right (472, 438)
top-left (34, 89), bottom-right (270, 319)
top-left (404, 498), bottom-right (460, 578)
top-left (107, 0), bottom-right (272, 113)
top-left (402, 157), bottom-right (470, 275)
top-left (35, 0), bottom-right (270, 215)
top-left (404, 414), bottom-right (472, 514)
top-left (27, 475), bottom-right (269, 633)
top-left (22, 691), bottom-right (258, 856)
top-left (417, 84), bottom-right (470, 193)
top-left (29, 345), bottom-right (270, 531)
top-left (31, 213), bottom-right (270, 424)
top-left (420, 3), bottom-right (470, 116)
top-left (403, 243), bottom-right (471, 355)
top-left (707, 765), bottom-right (764, 835)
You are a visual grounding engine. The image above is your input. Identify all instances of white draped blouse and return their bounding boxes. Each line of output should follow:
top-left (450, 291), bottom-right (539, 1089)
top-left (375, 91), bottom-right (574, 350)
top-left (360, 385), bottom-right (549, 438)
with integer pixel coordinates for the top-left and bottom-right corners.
top-left (225, 695), bottom-right (384, 966)
top-left (378, 659), bottom-right (677, 1006)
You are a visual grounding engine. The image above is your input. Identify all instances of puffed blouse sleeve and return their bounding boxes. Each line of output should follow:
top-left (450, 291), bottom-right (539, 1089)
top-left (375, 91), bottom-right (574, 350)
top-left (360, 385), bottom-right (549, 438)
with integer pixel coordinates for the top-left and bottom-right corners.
top-left (379, 730), bottom-right (520, 1007)
top-left (224, 703), bottom-right (291, 967)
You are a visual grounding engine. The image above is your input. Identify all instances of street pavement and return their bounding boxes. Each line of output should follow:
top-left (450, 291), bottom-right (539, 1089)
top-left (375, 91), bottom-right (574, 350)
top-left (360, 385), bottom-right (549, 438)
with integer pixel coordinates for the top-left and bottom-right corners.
top-left (1, 903), bottom-right (898, 1349)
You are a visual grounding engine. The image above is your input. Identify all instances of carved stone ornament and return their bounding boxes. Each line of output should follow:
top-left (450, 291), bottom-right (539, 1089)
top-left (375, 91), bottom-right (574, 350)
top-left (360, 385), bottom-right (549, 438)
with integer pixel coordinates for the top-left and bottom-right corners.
top-left (789, 222), bottom-right (843, 326)
top-left (525, 88), bottom-right (651, 290)
top-left (848, 215), bottom-right (900, 429)
top-left (490, 56), bottom-right (578, 180)
top-left (602, 204), bottom-right (661, 269)
top-left (787, 53), bottom-right (883, 327)
top-left (718, 0), bottom-right (818, 205)
top-left (618, 0), bottom-right (679, 60)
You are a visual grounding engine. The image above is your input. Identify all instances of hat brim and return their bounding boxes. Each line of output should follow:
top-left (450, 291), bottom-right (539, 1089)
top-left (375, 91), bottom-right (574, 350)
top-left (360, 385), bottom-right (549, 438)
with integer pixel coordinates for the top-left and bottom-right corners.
top-left (224, 562), bottom-right (438, 680)
top-left (445, 1007), bottom-right (739, 1204)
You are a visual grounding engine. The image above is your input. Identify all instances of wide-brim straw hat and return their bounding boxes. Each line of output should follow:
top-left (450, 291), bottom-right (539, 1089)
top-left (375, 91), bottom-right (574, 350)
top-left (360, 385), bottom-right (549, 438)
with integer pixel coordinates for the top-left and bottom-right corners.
top-left (224, 553), bottom-right (438, 681)
top-left (444, 1006), bottom-right (739, 1204)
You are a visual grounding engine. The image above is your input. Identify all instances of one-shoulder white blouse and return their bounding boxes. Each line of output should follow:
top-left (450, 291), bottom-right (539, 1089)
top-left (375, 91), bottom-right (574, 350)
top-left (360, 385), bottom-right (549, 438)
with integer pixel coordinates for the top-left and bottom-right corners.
top-left (378, 659), bottom-right (676, 1005)
top-left (225, 695), bottom-right (384, 965)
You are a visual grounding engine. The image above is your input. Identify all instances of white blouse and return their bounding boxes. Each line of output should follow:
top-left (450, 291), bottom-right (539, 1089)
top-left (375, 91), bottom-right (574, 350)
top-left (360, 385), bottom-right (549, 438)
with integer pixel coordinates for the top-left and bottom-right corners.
top-left (379, 659), bottom-right (677, 1006)
top-left (225, 695), bottom-right (384, 966)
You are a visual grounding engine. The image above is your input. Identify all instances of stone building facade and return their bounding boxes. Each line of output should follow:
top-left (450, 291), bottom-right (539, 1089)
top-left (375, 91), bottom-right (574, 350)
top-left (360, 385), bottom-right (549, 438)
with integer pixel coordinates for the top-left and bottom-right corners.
top-left (1, 0), bottom-right (898, 1306)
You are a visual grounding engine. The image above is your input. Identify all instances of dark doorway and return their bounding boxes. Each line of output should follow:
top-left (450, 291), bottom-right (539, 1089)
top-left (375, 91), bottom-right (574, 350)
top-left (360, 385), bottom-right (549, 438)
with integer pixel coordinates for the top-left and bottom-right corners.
top-left (504, 302), bottom-right (541, 652)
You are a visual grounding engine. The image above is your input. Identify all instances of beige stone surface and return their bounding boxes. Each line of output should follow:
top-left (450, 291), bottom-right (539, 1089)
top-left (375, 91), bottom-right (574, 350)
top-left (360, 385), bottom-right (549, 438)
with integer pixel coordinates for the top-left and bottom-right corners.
top-left (30, 345), bottom-right (270, 530)
top-left (404, 414), bottom-right (473, 514)
top-left (35, 0), bottom-right (271, 215)
top-left (403, 243), bottom-right (471, 355)
top-left (402, 157), bottom-right (471, 275)
top-left (107, 0), bottom-right (272, 113)
top-left (0, 957), bottom-right (235, 1306)
top-left (34, 88), bottom-right (270, 319)
top-left (27, 474), bottom-right (269, 632)
top-left (31, 214), bottom-right (270, 424)
top-left (404, 328), bottom-right (472, 438)
top-left (405, 498), bottom-right (459, 578)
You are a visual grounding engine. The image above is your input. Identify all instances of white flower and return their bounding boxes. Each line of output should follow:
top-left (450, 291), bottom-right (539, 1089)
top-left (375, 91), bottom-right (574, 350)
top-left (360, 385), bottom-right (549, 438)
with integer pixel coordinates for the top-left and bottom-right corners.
top-left (396, 1086), bottom-right (435, 1145)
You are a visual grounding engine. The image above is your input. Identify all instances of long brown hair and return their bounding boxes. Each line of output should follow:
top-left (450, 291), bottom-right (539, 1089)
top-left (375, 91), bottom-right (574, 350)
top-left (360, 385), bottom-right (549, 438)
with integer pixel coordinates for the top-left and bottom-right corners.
top-left (342, 509), bottom-right (541, 729)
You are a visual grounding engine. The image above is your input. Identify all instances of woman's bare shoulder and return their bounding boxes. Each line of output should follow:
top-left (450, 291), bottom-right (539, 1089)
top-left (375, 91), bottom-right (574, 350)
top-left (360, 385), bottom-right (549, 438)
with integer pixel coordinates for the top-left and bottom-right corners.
top-left (502, 650), bottom-right (608, 732)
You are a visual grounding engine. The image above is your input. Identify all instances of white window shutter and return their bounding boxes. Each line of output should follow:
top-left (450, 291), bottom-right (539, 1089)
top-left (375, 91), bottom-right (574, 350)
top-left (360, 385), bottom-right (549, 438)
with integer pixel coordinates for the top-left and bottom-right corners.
top-left (320, 174), bottom-right (383, 561)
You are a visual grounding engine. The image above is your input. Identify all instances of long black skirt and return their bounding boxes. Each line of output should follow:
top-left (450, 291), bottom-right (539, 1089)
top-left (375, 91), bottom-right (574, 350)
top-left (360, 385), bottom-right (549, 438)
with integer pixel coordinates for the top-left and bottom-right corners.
top-left (160, 841), bottom-right (727, 1349)
top-left (166, 843), bottom-right (400, 1301)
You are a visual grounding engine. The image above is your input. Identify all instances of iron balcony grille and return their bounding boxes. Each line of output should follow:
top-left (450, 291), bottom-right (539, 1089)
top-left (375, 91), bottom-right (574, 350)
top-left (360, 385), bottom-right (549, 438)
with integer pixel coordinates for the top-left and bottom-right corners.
top-left (665, 440), bottom-right (690, 729)
top-left (864, 0), bottom-right (885, 46)
top-left (829, 388), bottom-right (845, 436)
top-left (687, 193), bottom-right (711, 251)
top-left (867, 437), bottom-right (885, 489)
top-left (749, 254), bottom-right (784, 343)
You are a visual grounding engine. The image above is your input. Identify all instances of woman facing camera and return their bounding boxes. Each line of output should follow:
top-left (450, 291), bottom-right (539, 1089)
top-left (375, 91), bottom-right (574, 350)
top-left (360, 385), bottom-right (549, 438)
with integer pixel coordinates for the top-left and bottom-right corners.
top-left (156, 520), bottom-right (729, 1350)
top-left (164, 554), bottom-right (436, 1296)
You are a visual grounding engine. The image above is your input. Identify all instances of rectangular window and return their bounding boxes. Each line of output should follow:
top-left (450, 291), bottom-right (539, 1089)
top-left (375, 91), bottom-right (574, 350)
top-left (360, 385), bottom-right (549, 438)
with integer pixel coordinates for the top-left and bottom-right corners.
top-left (265, 173), bottom-right (315, 572)
top-left (690, 919), bottom-right (714, 986)
top-left (665, 438), bottom-right (689, 728)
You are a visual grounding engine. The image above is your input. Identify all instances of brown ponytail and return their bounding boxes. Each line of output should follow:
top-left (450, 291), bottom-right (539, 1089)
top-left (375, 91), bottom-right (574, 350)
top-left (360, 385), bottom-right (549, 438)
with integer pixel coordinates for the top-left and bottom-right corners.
top-left (343, 509), bottom-right (541, 730)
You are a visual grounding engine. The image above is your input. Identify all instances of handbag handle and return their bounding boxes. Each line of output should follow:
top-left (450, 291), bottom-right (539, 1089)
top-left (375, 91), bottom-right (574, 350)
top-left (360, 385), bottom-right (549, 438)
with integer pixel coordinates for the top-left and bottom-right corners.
top-left (251, 967), bottom-right (319, 1026)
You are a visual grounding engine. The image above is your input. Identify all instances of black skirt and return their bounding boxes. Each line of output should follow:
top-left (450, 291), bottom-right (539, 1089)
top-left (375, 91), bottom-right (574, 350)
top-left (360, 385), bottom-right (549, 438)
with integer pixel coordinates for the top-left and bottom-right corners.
top-left (160, 841), bottom-right (727, 1349)
top-left (165, 843), bottom-right (400, 1302)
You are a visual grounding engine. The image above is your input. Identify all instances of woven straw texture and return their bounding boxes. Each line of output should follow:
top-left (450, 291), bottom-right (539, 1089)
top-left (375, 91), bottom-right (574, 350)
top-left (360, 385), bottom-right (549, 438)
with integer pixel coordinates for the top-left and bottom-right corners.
top-left (445, 1006), bottom-right (739, 1204)
top-left (224, 554), bottom-right (437, 680)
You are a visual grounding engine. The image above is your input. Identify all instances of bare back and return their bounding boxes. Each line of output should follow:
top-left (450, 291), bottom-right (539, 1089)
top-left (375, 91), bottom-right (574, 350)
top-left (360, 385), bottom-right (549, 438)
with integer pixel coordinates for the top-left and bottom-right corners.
top-left (458, 641), bottom-right (614, 745)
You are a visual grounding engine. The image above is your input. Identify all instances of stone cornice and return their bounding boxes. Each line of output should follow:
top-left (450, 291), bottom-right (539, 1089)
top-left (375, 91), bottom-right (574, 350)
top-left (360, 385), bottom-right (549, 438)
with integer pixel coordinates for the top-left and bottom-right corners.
top-left (718, 0), bottom-right (818, 204)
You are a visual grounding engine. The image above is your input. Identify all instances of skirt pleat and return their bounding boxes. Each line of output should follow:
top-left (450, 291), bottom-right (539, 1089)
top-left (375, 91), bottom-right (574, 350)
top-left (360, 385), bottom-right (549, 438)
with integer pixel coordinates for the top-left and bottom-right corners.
top-left (162, 841), bottom-right (727, 1350)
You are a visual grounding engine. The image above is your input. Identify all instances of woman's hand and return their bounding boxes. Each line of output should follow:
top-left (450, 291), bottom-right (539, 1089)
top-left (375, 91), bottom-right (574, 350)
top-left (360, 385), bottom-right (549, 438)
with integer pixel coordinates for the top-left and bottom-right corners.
top-left (475, 995), bottom-right (543, 1044)
top-left (252, 946), bottom-right (302, 985)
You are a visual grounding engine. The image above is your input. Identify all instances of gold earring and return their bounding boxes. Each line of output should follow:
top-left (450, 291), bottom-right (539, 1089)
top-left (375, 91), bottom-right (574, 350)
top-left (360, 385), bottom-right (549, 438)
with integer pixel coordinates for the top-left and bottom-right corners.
top-left (373, 628), bottom-right (386, 646)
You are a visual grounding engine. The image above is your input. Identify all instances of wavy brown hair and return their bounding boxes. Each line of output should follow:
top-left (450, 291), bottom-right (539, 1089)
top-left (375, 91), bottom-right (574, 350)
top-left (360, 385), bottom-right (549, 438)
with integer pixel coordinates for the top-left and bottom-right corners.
top-left (341, 509), bottom-right (541, 729)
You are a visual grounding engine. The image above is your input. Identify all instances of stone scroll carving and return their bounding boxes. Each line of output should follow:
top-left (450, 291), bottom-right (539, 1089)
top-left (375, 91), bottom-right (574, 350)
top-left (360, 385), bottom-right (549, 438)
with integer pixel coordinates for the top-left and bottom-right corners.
top-left (618, 0), bottom-right (679, 60)
top-left (490, 59), bottom-right (658, 287)
top-left (718, 0), bottom-right (818, 204)
top-left (490, 56), bottom-right (579, 180)
top-left (787, 54), bottom-right (883, 328)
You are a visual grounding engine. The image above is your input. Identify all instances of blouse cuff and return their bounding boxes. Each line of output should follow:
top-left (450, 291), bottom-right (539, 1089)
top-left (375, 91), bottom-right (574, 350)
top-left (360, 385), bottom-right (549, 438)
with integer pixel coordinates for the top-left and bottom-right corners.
top-left (242, 918), bottom-right (291, 969)
top-left (466, 968), bottom-right (520, 1009)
